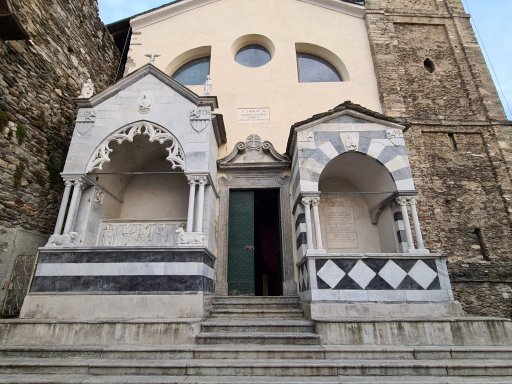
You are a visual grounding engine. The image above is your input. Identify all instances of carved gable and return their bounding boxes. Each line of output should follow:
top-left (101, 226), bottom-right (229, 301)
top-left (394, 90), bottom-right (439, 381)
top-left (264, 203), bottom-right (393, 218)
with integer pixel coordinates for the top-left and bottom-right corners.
top-left (218, 134), bottom-right (290, 169)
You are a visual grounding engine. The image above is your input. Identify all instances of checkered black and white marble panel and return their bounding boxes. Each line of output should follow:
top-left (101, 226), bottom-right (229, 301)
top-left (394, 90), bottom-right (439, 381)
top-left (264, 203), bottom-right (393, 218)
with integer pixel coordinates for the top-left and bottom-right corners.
top-left (298, 260), bottom-right (310, 292)
top-left (315, 258), bottom-right (441, 291)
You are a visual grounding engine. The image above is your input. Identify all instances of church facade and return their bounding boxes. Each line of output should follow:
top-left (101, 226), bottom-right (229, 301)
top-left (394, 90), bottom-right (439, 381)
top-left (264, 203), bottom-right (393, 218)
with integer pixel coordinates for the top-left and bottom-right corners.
top-left (17, 0), bottom-right (512, 323)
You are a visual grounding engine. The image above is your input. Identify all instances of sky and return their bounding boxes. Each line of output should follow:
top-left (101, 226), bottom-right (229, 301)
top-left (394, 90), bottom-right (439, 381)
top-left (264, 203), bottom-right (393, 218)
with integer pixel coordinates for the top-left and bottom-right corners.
top-left (98, 0), bottom-right (512, 119)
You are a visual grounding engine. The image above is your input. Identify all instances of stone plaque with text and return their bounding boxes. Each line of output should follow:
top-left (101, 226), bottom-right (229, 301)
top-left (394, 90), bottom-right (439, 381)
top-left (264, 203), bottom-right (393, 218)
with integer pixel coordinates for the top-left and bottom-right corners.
top-left (325, 206), bottom-right (358, 249)
top-left (237, 108), bottom-right (270, 123)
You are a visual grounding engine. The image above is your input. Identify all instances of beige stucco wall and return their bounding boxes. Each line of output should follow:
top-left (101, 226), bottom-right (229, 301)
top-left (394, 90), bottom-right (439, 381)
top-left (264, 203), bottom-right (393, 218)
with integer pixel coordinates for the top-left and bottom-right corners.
top-left (127, 0), bottom-right (381, 154)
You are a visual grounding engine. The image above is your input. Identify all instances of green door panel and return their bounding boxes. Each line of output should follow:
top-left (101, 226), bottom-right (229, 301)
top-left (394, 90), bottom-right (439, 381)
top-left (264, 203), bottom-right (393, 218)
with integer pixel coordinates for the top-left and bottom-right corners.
top-left (228, 190), bottom-right (255, 295)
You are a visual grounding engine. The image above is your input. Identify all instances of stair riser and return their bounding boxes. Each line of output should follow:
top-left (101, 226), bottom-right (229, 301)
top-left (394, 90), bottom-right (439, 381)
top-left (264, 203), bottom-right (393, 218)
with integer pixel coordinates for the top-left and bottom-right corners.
top-left (2, 350), bottom-right (511, 361)
top-left (1, 376), bottom-right (512, 384)
top-left (2, 365), bottom-right (511, 377)
top-left (185, 367), bottom-right (338, 376)
top-left (0, 351), bottom-right (193, 360)
top-left (0, 366), bottom-right (335, 377)
top-left (201, 325), bottom-right (315, 333)
top-left (196, 338), bottom-right (320, 345)
top-left (212, 304), bottom-right (302, 310)
top-left (209, 312), bottom-right (304, 319)
top-left (212, 298), bottom-right (300, 305)
top-left (193, 351), bottom-right (326, 359)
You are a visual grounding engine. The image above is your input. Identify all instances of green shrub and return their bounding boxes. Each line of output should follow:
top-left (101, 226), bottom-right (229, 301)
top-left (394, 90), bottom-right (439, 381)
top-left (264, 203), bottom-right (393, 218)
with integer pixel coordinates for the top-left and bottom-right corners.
top-left (0, 111), bottom-right (8, 128)
top-left (16, 124), bottom-right (26, 144)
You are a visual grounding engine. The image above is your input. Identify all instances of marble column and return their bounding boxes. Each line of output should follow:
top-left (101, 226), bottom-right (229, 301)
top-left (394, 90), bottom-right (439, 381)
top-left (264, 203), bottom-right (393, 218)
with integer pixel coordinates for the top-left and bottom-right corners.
top-left (195, 176), bottom-right (208, 233)
top-left (408, 196), bottom-right (427, 252)
top-left (63, 178), bottom-right (85, 234)
top-left (311, 196), bottom-right (325, 252)
top-left (397, 196), bottom-right (416, 252)
top-left (54, 178), bottom-right (73, 235)
top-left (301, 197), bottom-right (314, 251)
top-left (186, 176), bottom-right (197, 232)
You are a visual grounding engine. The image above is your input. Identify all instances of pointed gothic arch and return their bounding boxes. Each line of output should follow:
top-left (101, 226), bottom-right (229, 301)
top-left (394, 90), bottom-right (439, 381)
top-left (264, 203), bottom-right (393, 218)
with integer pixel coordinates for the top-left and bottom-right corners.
top-left (85, 121), bottom-right (186, 174)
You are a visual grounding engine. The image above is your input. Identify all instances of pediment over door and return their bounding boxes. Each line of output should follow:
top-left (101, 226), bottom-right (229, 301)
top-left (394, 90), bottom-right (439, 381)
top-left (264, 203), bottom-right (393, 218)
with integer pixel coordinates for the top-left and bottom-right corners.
top-left (218, 134), bottom-right (291, 169)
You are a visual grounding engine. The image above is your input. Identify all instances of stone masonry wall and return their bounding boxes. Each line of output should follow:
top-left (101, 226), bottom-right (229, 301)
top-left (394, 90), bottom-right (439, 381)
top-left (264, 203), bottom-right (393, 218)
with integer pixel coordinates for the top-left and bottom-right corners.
top-left (366, 0), bottom-right (512, 317)
top-left (0, 0), bottom-right (119, 313)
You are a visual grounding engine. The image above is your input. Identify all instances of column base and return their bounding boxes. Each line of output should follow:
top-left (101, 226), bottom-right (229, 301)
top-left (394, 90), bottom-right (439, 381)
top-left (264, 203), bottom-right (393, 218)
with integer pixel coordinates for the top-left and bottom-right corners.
top-left (307, 249), bottom-right (327, 256)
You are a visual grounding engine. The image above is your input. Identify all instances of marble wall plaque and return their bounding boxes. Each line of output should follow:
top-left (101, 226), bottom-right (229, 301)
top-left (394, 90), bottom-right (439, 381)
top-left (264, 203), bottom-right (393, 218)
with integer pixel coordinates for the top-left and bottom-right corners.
top-left (237, 108), bottom-right (270, 123)
top-left (325, 206), bottom-right (358, 249)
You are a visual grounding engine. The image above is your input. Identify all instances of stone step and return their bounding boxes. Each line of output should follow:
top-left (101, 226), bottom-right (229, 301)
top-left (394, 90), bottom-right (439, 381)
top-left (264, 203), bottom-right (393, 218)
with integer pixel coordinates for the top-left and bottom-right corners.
top-left (195, 331), bottom-right (321, 345)
top-left (209, 308), bottom-right (305, 318)
top-left (2, 345), bottom-right (512, 361)
top-left (200, 318), bottom-right (315, 333)
top-left (0, 358), bottom-right (511, 377)
top-left (213, 296), bottom-right (300, 302)
top-left (0, 375), bottom-right (511, 384)
top-left (212, 296), bottom-right (301, 308)
top-left (2, 345), bottom-right (512, 360)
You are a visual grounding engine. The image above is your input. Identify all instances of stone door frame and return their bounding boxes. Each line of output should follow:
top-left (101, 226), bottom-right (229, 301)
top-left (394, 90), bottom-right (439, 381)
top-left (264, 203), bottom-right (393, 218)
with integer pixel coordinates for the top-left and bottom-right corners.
top-left (216, 170), bottom-right (296, 296)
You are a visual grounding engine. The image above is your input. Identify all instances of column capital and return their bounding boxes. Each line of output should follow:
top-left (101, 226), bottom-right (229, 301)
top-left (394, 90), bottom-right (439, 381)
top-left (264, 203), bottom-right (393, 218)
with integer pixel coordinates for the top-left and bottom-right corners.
top-left (406, 196), bottom-right (418, 205)
top-left (187, 176), bottom-right (198, 186)
top-left (74, 178), bottom-right (86, 189)
top-left (197, 176), bottom-right (208, 186)
top-left (301, 197), bottom-right (312, 207)
top-left (63, 178), bottom-right (74, 187)
top-left (187, 174), bottom-right (209, 186)
top-left (396, 196), bottom-right (408, 205)
top-left (310, 196), bottom-right (320, 207)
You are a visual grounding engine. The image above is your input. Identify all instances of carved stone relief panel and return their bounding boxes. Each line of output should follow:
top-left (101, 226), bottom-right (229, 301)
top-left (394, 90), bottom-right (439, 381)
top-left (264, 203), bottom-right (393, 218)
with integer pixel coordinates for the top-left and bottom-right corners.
top-left (97, 221), bottom-right (185, 247)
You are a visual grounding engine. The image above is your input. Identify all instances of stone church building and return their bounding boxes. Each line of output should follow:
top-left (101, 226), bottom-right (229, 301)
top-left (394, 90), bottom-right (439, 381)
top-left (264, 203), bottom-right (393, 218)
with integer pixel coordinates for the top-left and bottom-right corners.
top-left (0, 0), bottom-right (511, 381)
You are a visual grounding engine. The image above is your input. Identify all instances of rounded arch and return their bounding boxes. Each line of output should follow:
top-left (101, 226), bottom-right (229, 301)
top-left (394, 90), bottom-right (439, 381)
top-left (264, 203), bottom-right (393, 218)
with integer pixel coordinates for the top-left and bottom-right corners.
top-left (319, 152), bottom-right (397, 208)
top-left (295, 42), bottom-right (350, 81)
top-left (298, 129), bottom-right (415, 193)
top-left (85, 121), bottom-right (186, 174)
top-left (317, 152), bottom-right (400, 253)
top-left (165, 46), bottom-right (211, 78)
top-left (231, 34), bottom-right (276, 61)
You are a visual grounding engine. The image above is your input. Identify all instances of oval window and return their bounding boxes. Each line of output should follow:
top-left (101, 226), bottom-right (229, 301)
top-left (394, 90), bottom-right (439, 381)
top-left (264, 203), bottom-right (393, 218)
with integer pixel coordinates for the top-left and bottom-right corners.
top-left (235, 44), bottom-right (271, 68)
top-left (172, 56), bottom-right (210, 85)
top-left (297, 53), bottom-right (342, 83)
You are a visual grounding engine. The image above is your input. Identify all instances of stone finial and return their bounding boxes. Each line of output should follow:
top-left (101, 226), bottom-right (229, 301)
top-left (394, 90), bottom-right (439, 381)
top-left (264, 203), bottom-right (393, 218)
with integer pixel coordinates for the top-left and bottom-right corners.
top-left (145, 53), bottom-right (161, 65)
top-left (78, 79), bottom-right (94, 99)
top-left (204, 75), bottom-right (213, 96)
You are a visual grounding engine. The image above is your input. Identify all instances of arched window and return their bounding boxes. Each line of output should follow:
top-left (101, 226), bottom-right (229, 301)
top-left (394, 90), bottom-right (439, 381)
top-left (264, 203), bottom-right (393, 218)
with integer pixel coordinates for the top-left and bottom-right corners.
top-left (172, 56), bottom-right (210, 85)
top-left (297, 53), bottom-right (343, 83)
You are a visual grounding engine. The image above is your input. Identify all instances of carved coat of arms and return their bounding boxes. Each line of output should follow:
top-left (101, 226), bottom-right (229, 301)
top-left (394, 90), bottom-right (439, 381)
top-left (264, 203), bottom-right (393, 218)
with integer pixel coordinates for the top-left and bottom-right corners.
top-left (75, 110), bottom-right (96, 136)
top-left (190, 108), bottom-right (212, 132)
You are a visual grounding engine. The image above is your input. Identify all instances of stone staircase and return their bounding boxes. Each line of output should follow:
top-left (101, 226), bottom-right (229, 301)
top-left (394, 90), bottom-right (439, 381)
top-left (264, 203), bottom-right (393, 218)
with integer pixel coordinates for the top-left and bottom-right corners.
top-left (196, 296), bottom-right (320, 345)
top-left (0, 296), bottom-right (511, 383)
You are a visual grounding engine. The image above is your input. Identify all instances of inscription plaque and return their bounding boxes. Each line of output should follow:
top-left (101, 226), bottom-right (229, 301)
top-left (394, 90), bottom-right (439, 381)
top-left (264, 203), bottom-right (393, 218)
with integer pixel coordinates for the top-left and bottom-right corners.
top-left (237, 108), bottom-right (270, 123)
top-left (325, 206), bottom-right (358, 249)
